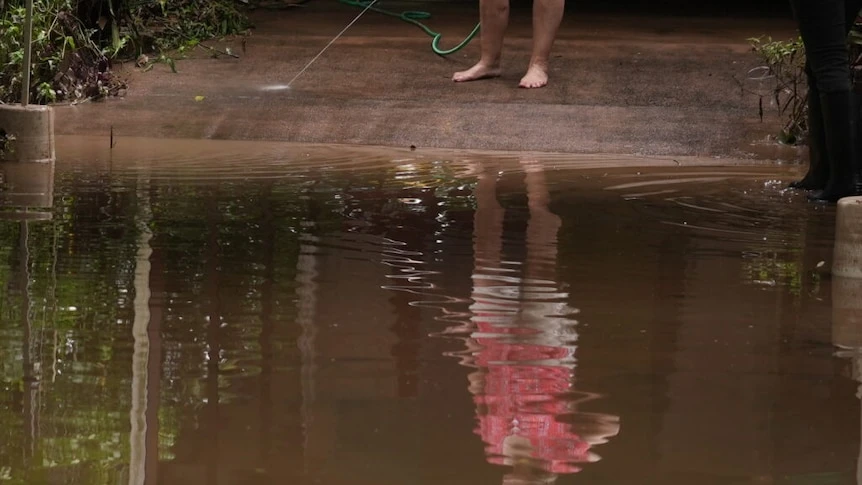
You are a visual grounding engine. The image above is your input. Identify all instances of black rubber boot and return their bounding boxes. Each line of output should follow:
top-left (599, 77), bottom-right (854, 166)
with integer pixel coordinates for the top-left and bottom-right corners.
top-left (789, 85), bottom-right (829, 190)
top-left (808, 90), bottom-right (859, 202)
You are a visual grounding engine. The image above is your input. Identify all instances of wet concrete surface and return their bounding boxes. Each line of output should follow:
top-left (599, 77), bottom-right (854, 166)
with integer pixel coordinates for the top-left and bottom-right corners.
top-left (54, 1), bottom-right (802, 160)
top-left (1, 137), bottom-right (860, 484)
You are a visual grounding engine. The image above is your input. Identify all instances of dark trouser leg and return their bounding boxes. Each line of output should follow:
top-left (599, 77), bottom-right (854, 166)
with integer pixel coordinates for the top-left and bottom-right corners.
top-left (850, 1), bottom-right (862, 190)
top-left (813, 90), bottom-right (857, 201)
top-left (789, 0), bottom-right (860, 200)
top-left (790, 66), bottom-right (829, 189)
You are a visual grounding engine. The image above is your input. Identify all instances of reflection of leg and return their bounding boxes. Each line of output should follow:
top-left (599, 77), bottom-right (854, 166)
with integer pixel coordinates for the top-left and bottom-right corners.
top-left (468, 164), bottom-right (505, 390)
top-left (453, 0), bottom-right (508, 82)
top-left (502, 435), bottom-right (558, 484)
top-left (467, 166), bottom-right (508, 474)
top-left (522, 161), bottom-right (561, 282)
top-left (474, 166), bottom-right (505, 264)
top-left (521, 160), bottom-right (573, 352)
top-left (520, 0), bottom-right (565, 88)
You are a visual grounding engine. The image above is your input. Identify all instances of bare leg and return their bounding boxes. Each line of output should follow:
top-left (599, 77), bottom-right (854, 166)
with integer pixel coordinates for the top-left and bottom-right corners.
top-left (519, 0), bottom-right (564, 88)
top-left (453, 0), bottom-right (509, 82)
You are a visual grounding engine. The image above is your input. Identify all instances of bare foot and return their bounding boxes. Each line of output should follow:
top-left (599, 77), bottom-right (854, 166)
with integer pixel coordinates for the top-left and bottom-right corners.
top-left (453, 62), bottom-right (502, 82)
top-left (519, 64), bottom-right (548, 88)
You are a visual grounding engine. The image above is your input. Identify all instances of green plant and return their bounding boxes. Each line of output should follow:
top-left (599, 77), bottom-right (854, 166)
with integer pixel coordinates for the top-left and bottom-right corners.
top-left (0, 0), bottom-right (249, 105)
top-left (850, 22), bottom-right (862, 88)
top-left (137, 52), bottom-right (176, 72)
top-left (0, 130), bottom-right (15, 157)
top-left (748, 35), bottom-right (807, 145)
top-left (122, 0), bottom-right (250, 61)
top-left (0, 0), bottom-right (126, 104)
top-left (749, 15), bottom-right (862, 146)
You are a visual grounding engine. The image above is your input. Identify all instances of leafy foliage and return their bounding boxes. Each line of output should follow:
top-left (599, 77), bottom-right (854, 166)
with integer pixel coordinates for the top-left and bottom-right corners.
top-left (0, 0), bottom-right (125, 104)
top-left (0, 130), bottom-right (15, 157)
top-left (749, 16), bottom-right (862, 145)
top-left (123, 0), bottom-right (250, 54)
top-left (0, 0), bottom-right (250, 105)
top-left (748, 35), bottom-right (807, 145)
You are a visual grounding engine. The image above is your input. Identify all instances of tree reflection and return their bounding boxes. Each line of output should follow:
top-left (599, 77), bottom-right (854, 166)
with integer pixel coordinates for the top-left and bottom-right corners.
top-left (0, 153), bottom-right (618, 484)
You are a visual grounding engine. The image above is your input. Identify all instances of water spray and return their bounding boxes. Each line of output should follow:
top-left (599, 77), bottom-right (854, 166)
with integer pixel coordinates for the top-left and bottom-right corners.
top-left (279, 0), bottom-right (380, 90)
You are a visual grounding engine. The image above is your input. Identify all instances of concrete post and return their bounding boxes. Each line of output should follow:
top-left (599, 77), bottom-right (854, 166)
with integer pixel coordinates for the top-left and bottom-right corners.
top-left (832, 197), bottom-right (862, 485)
top-left (833, 197), bottom-right (862, 279)
top-left (833, 276), bottom-right (862, 348)
top-left (0, 0), bottom-right (55, 164)
top-left (0, 159), bottom-right (54, 208)
top-left (0, 104), bottom-right (55, 163)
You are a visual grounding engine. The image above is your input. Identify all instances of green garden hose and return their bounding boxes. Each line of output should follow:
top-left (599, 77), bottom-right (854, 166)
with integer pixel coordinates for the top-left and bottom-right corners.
top-left (338, 0), bottom-right (480, 56)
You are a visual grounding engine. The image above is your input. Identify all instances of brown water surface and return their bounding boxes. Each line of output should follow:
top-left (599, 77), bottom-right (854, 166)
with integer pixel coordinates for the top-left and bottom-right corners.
top-left (0, 137), bottom-right (857, 485)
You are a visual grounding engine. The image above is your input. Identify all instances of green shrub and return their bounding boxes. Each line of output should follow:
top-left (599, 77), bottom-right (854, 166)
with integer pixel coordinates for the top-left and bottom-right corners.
top-left (748, 35), bottom-right (807, 145)
top-left (124, 0), bottom-right (250, 54)
top-left (0, 0), bottom-right (125, 104)
top-left (0, 0), bottom-right (250, 105)
top-left (750, 17), bottom-right (862, 145)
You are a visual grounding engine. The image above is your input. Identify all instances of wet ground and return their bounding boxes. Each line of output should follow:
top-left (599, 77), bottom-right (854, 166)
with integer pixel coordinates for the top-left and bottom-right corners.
top-left (1, 138), bottom-right (860, 485)
top-left (54, 0), bottom-right (801, 159)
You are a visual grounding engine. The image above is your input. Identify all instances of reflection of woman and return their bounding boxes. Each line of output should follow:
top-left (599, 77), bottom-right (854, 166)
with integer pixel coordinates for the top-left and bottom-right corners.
top-left (463, 161), bottom-right (619, 484)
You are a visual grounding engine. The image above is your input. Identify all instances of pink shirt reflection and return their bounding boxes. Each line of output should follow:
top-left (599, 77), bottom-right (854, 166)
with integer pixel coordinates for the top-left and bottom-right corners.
top-left (463, 162), bottom-right (619, 482)
top-left (470, 303), bottom-right (592, 475)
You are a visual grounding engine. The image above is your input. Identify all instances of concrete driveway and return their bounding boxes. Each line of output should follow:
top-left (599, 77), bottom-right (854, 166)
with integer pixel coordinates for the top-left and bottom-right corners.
top-left (53, 0), bottom-right (801, 161)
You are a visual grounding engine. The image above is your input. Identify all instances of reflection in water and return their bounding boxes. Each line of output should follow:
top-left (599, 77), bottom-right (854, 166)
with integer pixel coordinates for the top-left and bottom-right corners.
top-left (129, 175), bottom-right (152, 485)
top-left (4, 141), bottom-right (862, 484)
top-left (18, 220), bottom-right (37, 468)
top-left (129, 172), bottom-right (163, 485)
top-left (456, 161), bottom-right (620, 483)
top-left (834, 276), bottom-right (862, 485)
top-left (0, 160), bottom-right (55, 219)
top-left (0, 160), bottom-right (53, 482)
top-left (296, 228), bottom-right (320, 474)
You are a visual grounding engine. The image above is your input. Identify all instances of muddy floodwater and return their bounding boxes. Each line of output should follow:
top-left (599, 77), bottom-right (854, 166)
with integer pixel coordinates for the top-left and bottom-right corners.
top-left (1, 137), bottom-right (859, 485)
